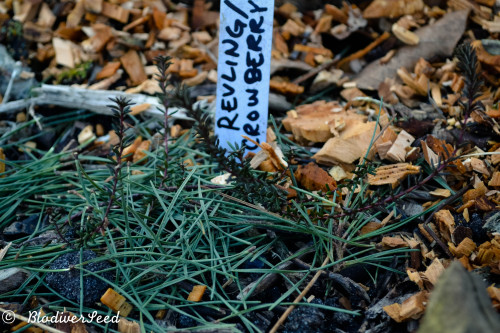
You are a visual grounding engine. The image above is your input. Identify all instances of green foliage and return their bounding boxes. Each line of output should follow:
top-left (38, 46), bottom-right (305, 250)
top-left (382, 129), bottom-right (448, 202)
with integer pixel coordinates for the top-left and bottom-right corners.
top-left (0, 19), bottom-right (27, 60)
top-left (0, 57), bottom-right (466, 332)
top-left (75, 97), bottom-right (134, 246)
top-left (454, 42), bottom-right (485, 138)
top-left (55, 61), bottom-right (93, 85)
top-left (154, 55), bottom-right (287, 211)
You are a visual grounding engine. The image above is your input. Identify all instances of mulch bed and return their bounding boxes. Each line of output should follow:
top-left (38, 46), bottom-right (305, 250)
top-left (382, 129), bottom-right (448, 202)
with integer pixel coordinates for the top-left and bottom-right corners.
top-left (0, 0), bottom-right (499, 332)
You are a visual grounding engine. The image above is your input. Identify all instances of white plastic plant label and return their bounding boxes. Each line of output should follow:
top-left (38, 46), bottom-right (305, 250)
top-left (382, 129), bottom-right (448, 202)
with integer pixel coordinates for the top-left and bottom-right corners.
top-left (215, 0), bottom-right (275, 152)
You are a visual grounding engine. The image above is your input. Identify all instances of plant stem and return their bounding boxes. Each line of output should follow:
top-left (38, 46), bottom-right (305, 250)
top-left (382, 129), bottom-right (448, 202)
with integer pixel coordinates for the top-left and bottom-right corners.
top-left (155, 56), bottom-right (173, 186)
top-left (97, 97), bottom-right (131, 234)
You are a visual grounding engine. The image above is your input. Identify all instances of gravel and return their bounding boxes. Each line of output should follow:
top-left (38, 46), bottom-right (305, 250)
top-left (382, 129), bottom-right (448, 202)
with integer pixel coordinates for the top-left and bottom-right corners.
top-left (46, 250), bottom-right (114, 305)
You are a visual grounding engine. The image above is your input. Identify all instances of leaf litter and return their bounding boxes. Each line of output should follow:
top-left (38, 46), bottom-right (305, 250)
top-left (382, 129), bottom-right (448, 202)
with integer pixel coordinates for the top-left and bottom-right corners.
top-left (0, 0), bottom-right (499, 332)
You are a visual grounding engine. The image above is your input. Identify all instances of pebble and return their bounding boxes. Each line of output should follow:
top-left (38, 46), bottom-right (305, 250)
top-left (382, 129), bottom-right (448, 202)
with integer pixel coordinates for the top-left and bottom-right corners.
top-left (45, 250), bottom-right (114, 305)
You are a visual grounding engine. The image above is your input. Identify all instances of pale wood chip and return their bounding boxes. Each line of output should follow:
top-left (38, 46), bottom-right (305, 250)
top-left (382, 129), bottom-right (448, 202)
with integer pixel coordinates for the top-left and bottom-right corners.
top-left (102, 1), bottom-right (129, 23)
top-left (118, 317), bottom-right (141, 333)
top-left (130, 103), bottom-right (151, 116)
top-left (313, 122), bottom-right (379, 164)
top-left (448, 237), bottom-right (476, 257)
top-left (0, 242), bottom-right (12, 262)
top-left (470, 157), bottom-right (491, 176)
top-left (386, 130), bottom-right (415, 162)
top-left (489, 171), bottom-right (500, 187)
top-left (37, 3), bottom-right (56, 28)
top-left (67, 0), bottom-right (85, 28)
top-left (383, 291), bottom-right (428, 323)
top-left (96, 62), bottom-right (121, 80)
top-left (325, 4), bottom-right (348, 23)
top-left (491, 147), bottom-right (500, 165)
top-left (282, 101), bottom-right (350, 142)
top-left (434, 210), bottom-right (455, 242)
top-left (363, 0), bottom-right (424, 18)
top-left (399, 291), bottom-right (428, 320)
top-left (381, 236), bottom-right (408, 248)
top-left (383, 303), bottom-right (403, 323)
top-left (429, 188), bottom-right (451, 198)
top-left (120, 50), bottom-right (147, 86)
top-left (184, 71), bottom-right (208, 87)
top-left (84, 0), bottom-right (103, 13)
top-left (463, 181), bottom-right (487, 202)
top-left (329, 165), bottom-right (348, 181)
top-left (282, 19), bottom-right (305, 36)
top-left (392, 23), bottom-right (420, 45)
top-left (407, 268), bottom-right (424, 290)
top-left (423, 258), bottom-right (445, 286)
top-left (78, 125), bottom-right (95, 145)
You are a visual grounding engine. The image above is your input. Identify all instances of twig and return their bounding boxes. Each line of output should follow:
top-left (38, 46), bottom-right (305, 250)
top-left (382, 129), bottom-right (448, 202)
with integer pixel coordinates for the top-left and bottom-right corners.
top-left (292, 258), bottom-right (370, 302)
top-left (98, 97), bottom-right (133, 233)
top-left (237, 244), bottom-right (314, 300)
top-left (292, 57), bottom-right (340, 85)
top-left (237, 261), bottom-right (294, 300)
top-left (2, 61), bottom-right (21, 104)
top-left (0, 84), bottom-right (190, 121)
top-left (269, 256), bottom-right (330, 333)
top-left (336, 31), bottom-right (391, 69)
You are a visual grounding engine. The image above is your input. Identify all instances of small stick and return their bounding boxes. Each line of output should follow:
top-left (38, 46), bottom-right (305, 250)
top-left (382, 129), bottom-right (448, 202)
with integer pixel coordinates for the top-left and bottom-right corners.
top-left (269, 256), bottom-right (330, 333)
top-left (292, 58), bottom-right (339, 85)
top-left (336, 32), bottom-right (391, 69)
top-left (2, 62), bottom-right (21, 104)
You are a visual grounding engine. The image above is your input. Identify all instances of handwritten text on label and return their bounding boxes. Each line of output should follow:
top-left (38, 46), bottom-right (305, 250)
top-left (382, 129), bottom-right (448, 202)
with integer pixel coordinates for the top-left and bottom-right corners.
top-left (215, 0), bottom-right (274, 151)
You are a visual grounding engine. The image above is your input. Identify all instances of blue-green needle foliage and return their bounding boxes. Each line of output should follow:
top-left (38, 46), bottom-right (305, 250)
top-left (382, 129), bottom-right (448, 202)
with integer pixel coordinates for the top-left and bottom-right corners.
top-left (0, 64), bottom-right (448, 333)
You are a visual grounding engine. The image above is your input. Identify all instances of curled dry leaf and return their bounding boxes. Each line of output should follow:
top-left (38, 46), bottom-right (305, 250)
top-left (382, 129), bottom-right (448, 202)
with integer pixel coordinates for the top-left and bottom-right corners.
top-left (244, 136), bottom-right (288, 173)
top-left (294, 162), bottom-right (337, 192)
top-left (434, 210), bottom-right (455, 243)
top-left (313, 121), bottom-right (379, 165)
top-left (367, 163), bottom-right (420, 189)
